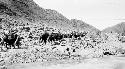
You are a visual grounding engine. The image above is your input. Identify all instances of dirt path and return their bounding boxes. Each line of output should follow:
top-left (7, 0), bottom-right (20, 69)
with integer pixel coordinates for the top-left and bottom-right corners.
top-left (7, 56), bottom-right (125, 69)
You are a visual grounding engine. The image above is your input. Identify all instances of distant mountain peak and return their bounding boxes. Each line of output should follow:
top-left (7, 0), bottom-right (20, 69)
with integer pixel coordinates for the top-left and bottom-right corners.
top-left (102, 22), bottom-right (125, 34)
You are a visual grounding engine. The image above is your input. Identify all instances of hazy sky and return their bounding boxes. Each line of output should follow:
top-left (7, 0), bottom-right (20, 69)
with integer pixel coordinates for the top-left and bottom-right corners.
top-left (34, 0), bottom-right (125, 30)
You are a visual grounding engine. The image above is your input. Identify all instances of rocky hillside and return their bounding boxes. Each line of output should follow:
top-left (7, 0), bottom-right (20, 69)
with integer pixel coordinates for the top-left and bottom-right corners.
top-left (102, 22), bottom-right (125, 35)
top-left (0, 0), bottom-right (99, 33)
top-left (2, 0), bottom-right (125, 68)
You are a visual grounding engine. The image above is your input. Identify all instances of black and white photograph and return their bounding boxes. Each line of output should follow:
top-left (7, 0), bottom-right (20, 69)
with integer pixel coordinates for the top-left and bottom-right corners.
top-left (0, 0), bottom-right (125, 69)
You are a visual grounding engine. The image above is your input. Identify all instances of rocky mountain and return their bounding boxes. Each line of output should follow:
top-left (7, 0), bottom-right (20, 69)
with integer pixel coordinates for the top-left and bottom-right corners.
top-left (0, 0), bottom-right (99, 33)
top-left (102, 22), bottom-right (125, 34)
top-left (1, 0), bottom-right (125, 68)
top-left (70, 19), bottom-right (99, 32)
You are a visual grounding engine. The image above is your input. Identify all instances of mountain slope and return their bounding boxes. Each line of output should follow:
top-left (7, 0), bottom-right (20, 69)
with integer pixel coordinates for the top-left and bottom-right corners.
top-left (0, 0), bottom-right (99, 33)
top-left (70, 19), bottom-right (99, 32)
top-left (102, 22), bottom-right (125, 34)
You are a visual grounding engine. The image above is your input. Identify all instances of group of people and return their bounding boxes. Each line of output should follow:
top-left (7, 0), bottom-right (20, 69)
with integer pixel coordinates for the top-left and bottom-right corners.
top-left (0, 30), bottom-right (22, 50)
top-left (39, 31), bottom-right (87, 45)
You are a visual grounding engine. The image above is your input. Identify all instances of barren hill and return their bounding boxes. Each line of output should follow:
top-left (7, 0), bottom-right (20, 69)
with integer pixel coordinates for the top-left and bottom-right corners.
top-left (0, 0), bottom-right (99, 33)
top-left (102, 22), bottom-right (125, 35)
top-left (1, 0), bottom-right (125, 68)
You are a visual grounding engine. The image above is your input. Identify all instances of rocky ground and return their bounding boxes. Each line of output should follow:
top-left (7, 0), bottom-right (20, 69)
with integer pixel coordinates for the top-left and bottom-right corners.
top-left (0, 0), bottom-right (125, 69)
top-left (5, 56), bottom-right (125, 69)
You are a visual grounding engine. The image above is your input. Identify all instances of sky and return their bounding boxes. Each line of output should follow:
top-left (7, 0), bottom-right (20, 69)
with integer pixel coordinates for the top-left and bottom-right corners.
top-left (33, 0), bottom-right (125, 30)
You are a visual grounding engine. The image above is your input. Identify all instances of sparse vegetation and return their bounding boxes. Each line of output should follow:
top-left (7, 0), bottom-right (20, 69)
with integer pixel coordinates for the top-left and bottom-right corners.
top-left (0, 0), bottom-right (125, 68)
